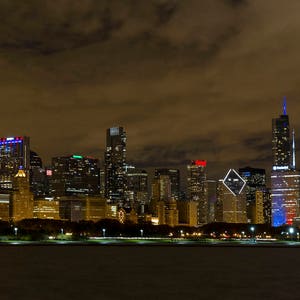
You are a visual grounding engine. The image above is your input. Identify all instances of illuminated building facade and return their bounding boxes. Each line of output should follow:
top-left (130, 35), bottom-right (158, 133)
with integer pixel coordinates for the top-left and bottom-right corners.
top-left (10, 169), bottom-right (34, 221)
top-left (30, 151), bottom-right (46, 197)
top-left (0, 136), bottom-right (30, 190)
top-left (239, 167), bottom-right (266, 223)
top-left (157, 199), bottom-right (178, 227)
top-left (152, 175), bottom-right (178, 226)
top-left (204, 180), bottom-right (217, 223)
top-left (155, 168), bottom-right (180, 200)
top-left (272, 98), bottom-right (291, 170)
top-left (59, 196), bottom-right (85, 222)
top-left (271, 100), bottom-right (299, 226)
top-left (253, 189), bottom-right (271, 225)
top-left (85, 196), bottom-right (107, 222)
top-left (271, 171), bottom-right (300, 226)
top-left (0, 193), bottom-right (10, 221)
top-left (177, 200), bottom-right (198, 227)
top-left (51, 155), bottom-right (100, 196)
top-left (33, 199), bottom-right (60, 219)
top-left (105, 127), bottom-right (126, 205)
top-left (187, 160), bottom-right (207, 225)
top-left (125, 167), bottom-right (148, 212)
top-left (151, 175), bottom-right (171, 215)
top-left (216, 169), bottom-right (247, 223)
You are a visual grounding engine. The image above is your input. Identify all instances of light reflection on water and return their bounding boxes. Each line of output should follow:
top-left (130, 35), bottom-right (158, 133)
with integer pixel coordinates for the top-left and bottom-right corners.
top-left (0, 246), bottom-right (299, 300)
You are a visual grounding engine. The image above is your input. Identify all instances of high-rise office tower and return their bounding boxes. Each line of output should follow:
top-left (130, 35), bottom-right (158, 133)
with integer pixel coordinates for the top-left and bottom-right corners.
top-left (155, 169), bottom-right (180, 201)
top-left (204, 179), bottom-right (217, 223)
top-left (152, 175), bottom-right (178, 226)
top-left (51, 155), bottom-right (100, 196)
top-left (239, 167), bottom-right (266, 223)
top-left (271, 99), bottom-right (300, 226)
top-left (0, 136), bottom-right (30, 190)
top-left (271, 170), bottom-right (300, 226)
top-left (30, 151), bottom-right (46, 197)
top-left (216, 169), bottom-right (247, 223)
top-left (126, 167), bottom-right (148, 212)
top-left (177, 200), bottom-right (198, 227)
top-left (187, 160), bottom-right (207, 225)
top-left (272, 97), bottom-right (291, 170)
top-left (105, 127), bottom-right (126, 205)
top-left (99, 169), bottom-right (105, 197)
top-left (151, 175), bottom-right (172, 210)
top-left (10, 168), bottom-right (34, 221)
top-left (254, 189), bottom-right (271, 224)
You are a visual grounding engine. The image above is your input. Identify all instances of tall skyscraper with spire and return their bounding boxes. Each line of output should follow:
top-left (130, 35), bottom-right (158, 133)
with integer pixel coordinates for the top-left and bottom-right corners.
top-left (271, 98), bottom-right (300, 226)
top-left (272, 97), bottom-right (291, 170)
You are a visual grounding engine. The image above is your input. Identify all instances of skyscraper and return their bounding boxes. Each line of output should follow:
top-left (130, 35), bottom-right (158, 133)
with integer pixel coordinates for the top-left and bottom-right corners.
top-left (271, 170), bottom-right (300, 226)
top-left (51, 155), bottom-right (100, 196)
top-left (10, 168), bottom-right (34, 221)
top-left (239, 167), bottom-right (266, 223)
top-left (271, 99), bottom-right (300, 226)
top-left (30, 150), bottom-right (46, 197)
top-left (204, 179), bottom-right (217, 223)
top-left (0, 136), bottom-right (30, 190)
top-left (187, 160), bottom-right (207, 225)
top-left (105, 127), bottom-right (126, 205)
top-left (216, 169), bottom-right (247, 223)
top-left (155, 169), bottom-right (180, 201)
top-left (272, 97), bottom-right (291, 170)
top-left (125, 167), bottom-right (148, 212)
top-left (152, 175), bottom-right (178, 226)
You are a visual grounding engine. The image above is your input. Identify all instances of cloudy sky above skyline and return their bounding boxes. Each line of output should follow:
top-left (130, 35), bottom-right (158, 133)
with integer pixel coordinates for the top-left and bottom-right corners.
top-left (1, 0), bottom-right (300, 179)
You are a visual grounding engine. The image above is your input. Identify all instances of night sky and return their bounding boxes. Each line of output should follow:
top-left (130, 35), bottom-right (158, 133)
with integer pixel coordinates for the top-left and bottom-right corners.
top-left (1, 0), bottom-right (300, 179)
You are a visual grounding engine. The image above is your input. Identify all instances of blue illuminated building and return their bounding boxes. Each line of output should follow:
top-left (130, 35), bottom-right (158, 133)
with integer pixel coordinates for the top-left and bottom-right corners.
top-left (271, 99), bottom-right (299, 226)
top-left (0, 136), bottom-right (30, 190)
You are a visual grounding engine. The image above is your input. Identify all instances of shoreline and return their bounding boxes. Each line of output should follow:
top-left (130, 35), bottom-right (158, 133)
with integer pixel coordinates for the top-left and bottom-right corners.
top-left (1, 238), bottom-right (300, 247)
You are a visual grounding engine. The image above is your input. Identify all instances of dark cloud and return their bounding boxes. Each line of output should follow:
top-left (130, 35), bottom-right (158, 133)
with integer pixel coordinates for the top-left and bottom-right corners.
top-left (0, 0), bottom-right (299, 181)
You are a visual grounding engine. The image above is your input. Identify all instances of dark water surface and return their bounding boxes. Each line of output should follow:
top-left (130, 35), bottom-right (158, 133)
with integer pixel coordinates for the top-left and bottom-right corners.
top-left (0, 245), bottom-right (299, 300)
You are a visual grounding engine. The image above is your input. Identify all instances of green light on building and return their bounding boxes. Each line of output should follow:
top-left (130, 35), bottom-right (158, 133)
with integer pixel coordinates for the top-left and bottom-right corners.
top-left (72, 155), bottom-right (83, 159)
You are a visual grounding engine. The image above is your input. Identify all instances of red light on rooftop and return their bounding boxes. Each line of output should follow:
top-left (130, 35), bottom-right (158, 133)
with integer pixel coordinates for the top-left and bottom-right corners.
top-left (194, 160), bottom-right (207, 167)
top-left (46, 170), bottom-right (53, 176)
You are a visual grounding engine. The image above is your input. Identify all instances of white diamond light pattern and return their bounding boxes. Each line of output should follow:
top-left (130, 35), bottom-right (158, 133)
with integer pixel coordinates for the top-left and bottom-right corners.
top-left (223, 169), bottom-right (246, 196)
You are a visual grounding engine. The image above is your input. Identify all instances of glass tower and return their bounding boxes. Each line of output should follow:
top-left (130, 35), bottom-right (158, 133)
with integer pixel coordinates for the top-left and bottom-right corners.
top-left (0, 136), bottom-right (30, 190)
top-left (272, 97), bottom-right (291, 170)
top-left (187, 160), bottom-right (207, 225)
top-left (104, 127), bottom-right (126, 205)
top-left (51, 155), bottom-right (100, 196)
top-left (155, 168), bottom-right (180, 201)
top-left (271, 99), bottom-right (300, 226)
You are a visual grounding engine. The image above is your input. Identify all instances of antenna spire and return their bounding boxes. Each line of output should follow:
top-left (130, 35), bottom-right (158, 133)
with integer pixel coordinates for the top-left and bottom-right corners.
top-left (283, 96), bottom-right (287, 115)
top-left (292, 128), bottom-right (296, 170)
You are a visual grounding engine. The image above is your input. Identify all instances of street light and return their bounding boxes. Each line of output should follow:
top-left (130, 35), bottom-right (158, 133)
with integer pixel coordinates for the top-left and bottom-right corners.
top-left (60, 228), bottom-right (64, 235)
top-left (289, 227), bottom-right (295, 240)
top-left (180, 230), bottom-right (183, 237)
top-left (102, 228), bottom-right (106, 238)
top-left (250, 226), bottom-right (255, 240)
top-left (14, 227), bottom-right (18, 236)
top-left (140, 229), bottom-right (144, 238)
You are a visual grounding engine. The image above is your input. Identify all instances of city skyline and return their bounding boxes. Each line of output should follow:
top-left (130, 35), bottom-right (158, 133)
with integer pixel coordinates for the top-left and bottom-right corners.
top-left (2, 2), bottom-right (300, 299)
top-left (0, 100), bottom-right (296, 183)
top-left (1, 1), bottom-right (300, 179)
